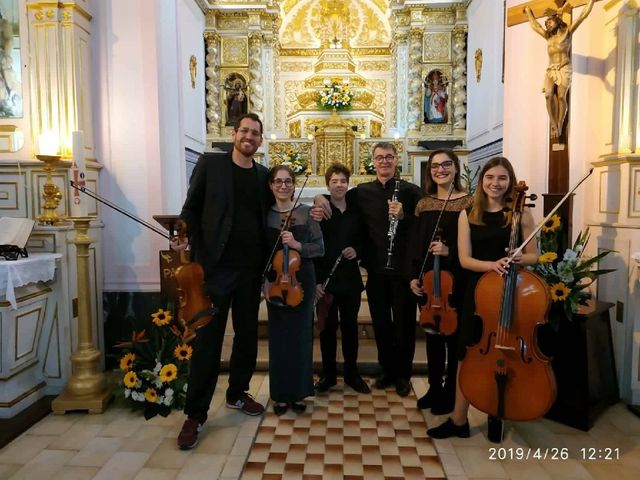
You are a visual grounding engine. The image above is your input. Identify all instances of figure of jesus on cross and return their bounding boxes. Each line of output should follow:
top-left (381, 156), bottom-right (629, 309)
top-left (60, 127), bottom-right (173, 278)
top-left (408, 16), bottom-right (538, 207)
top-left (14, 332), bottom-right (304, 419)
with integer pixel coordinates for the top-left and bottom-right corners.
top-left (523, 0), bottom-right (595, 139)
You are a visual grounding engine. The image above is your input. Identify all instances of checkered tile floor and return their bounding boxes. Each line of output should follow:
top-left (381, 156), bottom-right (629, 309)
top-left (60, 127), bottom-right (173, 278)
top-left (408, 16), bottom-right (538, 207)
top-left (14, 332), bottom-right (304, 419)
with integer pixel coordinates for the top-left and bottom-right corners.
top-left (242, 379), bottom-right (445, 479)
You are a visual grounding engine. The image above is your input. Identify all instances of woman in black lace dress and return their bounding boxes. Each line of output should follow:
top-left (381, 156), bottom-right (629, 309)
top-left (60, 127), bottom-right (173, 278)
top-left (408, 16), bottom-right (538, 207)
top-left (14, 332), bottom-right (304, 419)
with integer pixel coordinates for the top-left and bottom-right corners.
top-left (408, 149), bottom-right (471, 415)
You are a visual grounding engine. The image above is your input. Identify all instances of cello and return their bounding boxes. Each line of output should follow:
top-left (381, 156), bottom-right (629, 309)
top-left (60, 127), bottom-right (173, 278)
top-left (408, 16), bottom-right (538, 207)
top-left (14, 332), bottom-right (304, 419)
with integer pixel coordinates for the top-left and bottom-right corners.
top-left (70, 181), bottom-right (216, 334)
top-left (458, 181), bottom-right (556, 423)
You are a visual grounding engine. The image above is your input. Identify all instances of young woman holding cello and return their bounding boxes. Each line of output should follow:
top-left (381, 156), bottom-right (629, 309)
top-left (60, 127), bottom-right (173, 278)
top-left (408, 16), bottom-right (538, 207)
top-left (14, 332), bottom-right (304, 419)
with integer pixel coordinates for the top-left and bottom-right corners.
top-left (408, 149), bottom-right (471, 414)
top-left (264, 165), bottom-right (324, 415)
top-left (427, 156), bottom-right (539, 442)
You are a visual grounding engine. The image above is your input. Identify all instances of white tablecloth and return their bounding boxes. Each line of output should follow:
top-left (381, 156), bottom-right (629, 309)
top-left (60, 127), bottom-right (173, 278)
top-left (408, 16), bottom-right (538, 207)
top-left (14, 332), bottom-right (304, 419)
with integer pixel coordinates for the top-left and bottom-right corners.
top-left (0, 253), bottom-right (62, 309)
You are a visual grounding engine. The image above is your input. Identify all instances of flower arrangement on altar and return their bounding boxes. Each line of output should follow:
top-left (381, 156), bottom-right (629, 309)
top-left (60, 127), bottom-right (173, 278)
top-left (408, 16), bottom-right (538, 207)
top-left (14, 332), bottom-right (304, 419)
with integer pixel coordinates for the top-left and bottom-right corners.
top-left (274, 147), bottom-right (309, 174)
top-left (360, 154), bottom-right (376, 175)
top-left (530, 215), bottom-right (614, 330)
top-left (115, 308), bottom-right (192, 419)
top-left (318, 78), bottom-right (353, 110)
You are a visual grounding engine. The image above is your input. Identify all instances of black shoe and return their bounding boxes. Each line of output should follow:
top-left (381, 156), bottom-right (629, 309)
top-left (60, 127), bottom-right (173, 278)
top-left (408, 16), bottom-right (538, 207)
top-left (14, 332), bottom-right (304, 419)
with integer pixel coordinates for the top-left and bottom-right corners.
top-left (291, 401), bottom-right (307, 413)
top-left (396, 378), bottom-right (411, 397)
top-left (374, 375), bottom-right (395, 390)
top-left (273, 403), bottom-right (288, 416)
top-left (427, 418), bottom-right (470, 439)
top-left (314, 376), bottom-right (337, 393)
top-left (487, 416), bottom-right (504, 444)
top-left (417, 386), bottom-right (443, 409)
top-left (344, 375), bottom-right (371, 394)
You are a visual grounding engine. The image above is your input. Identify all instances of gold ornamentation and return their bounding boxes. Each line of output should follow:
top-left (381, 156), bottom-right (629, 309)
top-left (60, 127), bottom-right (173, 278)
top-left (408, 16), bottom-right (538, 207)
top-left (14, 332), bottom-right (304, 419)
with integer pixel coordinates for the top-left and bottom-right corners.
top-left (423, 9), bottom-right (456, 25)
top-left (370, 121), bottom-right (382, 138)
top-left (475, 48), bottom-right (482, 82)
top-left (34, 11), bottom-right (43, 21)
top-left (358, 61), bottom-right (390, 71)
top-left (189, 55), bottom-right (197, 88)
top-left (280, 47), bottom-right (390, 57)
top-left (423, 32), bottom-right (450, 62)
top-left (280, 62), bottom-right (313, 72)
top-left (221, 37), bottom-right (248, 66)
top-left (288, 120), bottom-right (301, 138)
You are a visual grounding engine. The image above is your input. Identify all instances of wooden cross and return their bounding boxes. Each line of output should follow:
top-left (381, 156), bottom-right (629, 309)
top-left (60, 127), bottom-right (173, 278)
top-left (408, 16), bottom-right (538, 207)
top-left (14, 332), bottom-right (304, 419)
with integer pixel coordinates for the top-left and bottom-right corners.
top-left (506, 0), bottom-right (598, 249)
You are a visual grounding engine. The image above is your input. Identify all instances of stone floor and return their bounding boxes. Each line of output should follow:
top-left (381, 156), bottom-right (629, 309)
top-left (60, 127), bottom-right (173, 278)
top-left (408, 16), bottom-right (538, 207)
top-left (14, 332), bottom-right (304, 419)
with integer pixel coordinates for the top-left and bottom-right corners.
top-left (1, 371), bottom-right (639, 479)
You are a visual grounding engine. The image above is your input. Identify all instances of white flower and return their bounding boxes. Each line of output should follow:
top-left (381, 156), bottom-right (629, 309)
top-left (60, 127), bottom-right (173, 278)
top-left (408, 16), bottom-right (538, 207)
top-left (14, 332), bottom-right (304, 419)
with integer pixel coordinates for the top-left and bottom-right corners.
top-left (165, 387), bottom-right (174, 398)
top-left (153, 362), bottom-right (162, 374)
top-left (183, 384), bottom-right (188, 392)
top-left (563, 248), bottom-right (578, 262)
top-left (158, 395), bottom-right (165, 404)
top-left (132, 391), bottom-right (145, 402)
top-left (154, 378), bottom-right (163, 389)
top-left (124, 389), bottom-right (131, 398)
top-left (163, 396), bottom-right (173, 406)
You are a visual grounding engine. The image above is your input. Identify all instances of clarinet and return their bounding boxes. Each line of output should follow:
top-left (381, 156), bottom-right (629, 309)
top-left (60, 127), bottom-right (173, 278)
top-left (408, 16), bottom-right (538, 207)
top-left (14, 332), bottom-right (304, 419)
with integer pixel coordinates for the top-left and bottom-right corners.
top-left (384, 178), bottom-right (401, 270)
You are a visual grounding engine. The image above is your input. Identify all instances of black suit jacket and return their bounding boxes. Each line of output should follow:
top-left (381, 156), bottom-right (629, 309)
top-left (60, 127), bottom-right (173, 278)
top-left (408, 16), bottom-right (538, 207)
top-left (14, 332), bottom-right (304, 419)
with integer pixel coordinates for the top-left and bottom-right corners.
top-left (180, 152), bottom-right (270, 278)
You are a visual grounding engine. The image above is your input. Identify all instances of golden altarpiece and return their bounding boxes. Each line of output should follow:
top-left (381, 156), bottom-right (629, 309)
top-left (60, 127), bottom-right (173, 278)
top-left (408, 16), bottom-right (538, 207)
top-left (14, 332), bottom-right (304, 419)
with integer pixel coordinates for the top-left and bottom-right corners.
top-left (203, 0), bottom-right (469, 187)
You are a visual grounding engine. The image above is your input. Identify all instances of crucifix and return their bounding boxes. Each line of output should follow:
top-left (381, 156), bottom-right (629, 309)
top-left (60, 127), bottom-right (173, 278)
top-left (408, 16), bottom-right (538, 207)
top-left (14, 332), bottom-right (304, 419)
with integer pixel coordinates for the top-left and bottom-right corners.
top-left (507, 0), bottom-right (597, 250)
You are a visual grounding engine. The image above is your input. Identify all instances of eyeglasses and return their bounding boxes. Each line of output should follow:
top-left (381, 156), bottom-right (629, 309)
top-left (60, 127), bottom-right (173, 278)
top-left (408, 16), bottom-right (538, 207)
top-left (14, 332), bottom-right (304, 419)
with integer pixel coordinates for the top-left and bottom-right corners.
top-left (272, 178), bottom-right (293, 187)
top-left (430, 160), bottom-right (454, 171)
top-left (373, 154), bottom-right (396, 162)
top-left (236, 127), bottom-right (262, 137)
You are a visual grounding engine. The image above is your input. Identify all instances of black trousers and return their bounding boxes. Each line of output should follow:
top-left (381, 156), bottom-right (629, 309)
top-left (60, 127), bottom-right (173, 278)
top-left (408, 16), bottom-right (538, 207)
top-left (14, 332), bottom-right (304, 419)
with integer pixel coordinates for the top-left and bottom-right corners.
top-left (425, 330), bottom-right (458, 389)
top-left (365, 272), bottom-right (417, 380)
top-left (319, 290), bottom-right (362, 378)
top-left (184, 270), bottom-right (261, 421)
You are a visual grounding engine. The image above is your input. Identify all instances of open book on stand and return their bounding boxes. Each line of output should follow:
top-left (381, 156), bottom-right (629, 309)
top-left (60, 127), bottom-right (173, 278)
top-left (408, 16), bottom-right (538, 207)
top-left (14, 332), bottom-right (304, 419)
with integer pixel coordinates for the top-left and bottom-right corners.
top-left (0, 217), bottom-right (35, 260)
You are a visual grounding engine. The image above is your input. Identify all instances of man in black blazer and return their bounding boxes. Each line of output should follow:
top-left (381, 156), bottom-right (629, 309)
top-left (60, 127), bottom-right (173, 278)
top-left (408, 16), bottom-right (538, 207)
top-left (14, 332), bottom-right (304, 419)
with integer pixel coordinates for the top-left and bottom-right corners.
top-left (175, 113), bottom-right (269, 450)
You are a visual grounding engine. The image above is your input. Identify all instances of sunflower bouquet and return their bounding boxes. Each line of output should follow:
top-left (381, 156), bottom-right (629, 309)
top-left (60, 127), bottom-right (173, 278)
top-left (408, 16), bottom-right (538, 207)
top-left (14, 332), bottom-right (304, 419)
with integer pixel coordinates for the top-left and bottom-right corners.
top-left (318, 78), bottom-right (354, 110)
top-left (530, 215), bottom-right (614, 330)
top-left (115, 308), bottom-right (192, 419)
top-left (274, 147), bottom-right (309, 174)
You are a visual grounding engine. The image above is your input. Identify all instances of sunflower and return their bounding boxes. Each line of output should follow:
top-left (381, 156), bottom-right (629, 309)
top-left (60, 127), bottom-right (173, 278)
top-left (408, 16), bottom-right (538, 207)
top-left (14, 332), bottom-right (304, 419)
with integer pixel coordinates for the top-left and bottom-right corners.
top-left (145, 388), bottom-right (158, 403)
top-left (550, 282), bottom-right (570, 302)
top-left (119, 353), bottom-right (136, 371)
top-left (174, 344), bottom-right (193, 361)
top-left (541, 214), bottom-right (561, 233)
top-left (151, 309), bottom-right (172, 327)
top-left (123, 371), bottom-right (138, 388)
top-left (538, 252), bottom-right (558, 264)
top-left (159, 363), bottom-right (178, 382)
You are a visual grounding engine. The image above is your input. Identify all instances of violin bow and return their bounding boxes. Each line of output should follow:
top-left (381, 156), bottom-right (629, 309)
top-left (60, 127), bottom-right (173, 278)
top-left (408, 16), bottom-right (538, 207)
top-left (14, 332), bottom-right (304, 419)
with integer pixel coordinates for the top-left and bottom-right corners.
top-left (70, 180), bottom-right (171, 240)
top-left (417, 182), bottom-right (456, 281)
top-left (261, 172), bottom-right (311, 280)
top-left (506, 168), bottom-right (594, 263)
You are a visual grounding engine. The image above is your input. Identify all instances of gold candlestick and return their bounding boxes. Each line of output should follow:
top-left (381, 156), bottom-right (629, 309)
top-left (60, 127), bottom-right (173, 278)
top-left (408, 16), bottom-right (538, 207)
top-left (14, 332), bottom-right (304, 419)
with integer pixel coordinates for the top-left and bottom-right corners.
top-left (52, 217), bottom-right (112, 414)
top-left (36, 154), bottom-right (65, 225)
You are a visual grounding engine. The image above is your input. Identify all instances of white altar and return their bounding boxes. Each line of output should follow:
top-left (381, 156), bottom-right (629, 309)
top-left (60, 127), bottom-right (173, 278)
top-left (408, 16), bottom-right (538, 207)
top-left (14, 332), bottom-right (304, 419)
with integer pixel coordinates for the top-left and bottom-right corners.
top-left (0, 253), bottom-right (61, 417)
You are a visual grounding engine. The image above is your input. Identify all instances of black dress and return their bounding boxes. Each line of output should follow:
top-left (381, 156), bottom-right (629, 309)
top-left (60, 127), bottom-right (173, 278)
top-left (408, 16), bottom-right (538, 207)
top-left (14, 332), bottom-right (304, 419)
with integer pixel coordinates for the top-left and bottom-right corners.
top-left (457, 209), bottom-right (512, 360)
top-left (407, 194), bottom-right (471, 391)
top-left (265, 204), bottom-right (324, 403)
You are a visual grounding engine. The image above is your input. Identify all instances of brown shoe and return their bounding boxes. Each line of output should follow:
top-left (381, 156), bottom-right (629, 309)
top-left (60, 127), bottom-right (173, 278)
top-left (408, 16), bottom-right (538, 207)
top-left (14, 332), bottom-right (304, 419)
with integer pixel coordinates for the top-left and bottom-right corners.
top-left (226, 393), bottom-right (265, 416)
top-left (177, 418), bottom-right (202, 450)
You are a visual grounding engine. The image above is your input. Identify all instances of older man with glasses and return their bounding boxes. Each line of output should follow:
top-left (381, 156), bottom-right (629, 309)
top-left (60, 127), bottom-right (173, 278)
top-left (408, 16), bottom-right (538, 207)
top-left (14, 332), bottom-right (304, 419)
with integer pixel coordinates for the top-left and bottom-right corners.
top-left (314, 142), bottom-right (422, 397)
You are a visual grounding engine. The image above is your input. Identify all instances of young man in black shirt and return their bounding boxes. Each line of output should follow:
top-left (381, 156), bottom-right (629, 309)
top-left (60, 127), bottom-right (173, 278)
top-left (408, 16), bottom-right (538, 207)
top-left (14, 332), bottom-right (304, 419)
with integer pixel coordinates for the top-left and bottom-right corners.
top-left (314, 163), bottom-right (369, 394)
top-left (173, 113), bottom-right (269, 449)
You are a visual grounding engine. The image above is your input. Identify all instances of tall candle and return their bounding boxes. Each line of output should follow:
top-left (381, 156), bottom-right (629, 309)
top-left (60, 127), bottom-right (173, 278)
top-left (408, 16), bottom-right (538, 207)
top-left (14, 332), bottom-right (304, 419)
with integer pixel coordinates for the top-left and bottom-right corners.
top-left (69, 130), bottom-right (88, 217)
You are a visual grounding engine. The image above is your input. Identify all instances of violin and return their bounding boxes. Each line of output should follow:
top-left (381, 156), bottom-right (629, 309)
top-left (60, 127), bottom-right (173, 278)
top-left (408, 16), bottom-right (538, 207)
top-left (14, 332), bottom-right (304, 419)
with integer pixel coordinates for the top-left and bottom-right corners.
top-left (261, 173), bottom-right (310, 308)
top-left (264, 243), bottom-right (303, 307)
top-left (419, 228), bottom-right (457, 336)
top-left (459, 182), bottom-right (556, 423)
top-left (70, 181), bottom-right (216, 334)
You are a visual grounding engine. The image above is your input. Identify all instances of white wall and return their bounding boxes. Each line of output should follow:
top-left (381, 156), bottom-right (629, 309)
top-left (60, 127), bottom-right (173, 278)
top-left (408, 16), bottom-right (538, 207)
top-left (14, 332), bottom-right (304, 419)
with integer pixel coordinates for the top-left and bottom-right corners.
top-left (466, 0), bottom-right (504, 152)
top-left (92, 0), bottom-right (204, 291)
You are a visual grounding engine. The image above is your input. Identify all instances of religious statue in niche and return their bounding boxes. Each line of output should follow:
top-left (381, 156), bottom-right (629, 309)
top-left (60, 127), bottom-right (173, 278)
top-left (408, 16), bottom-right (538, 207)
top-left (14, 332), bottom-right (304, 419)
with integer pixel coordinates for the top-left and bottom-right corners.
top-left (524, 0), bottom-right (595, 139)
top-left (423, 69), bottom-right (448, 124)
top-left (0, 1), bottom-right (22, 118)
top-left (224, 73), bottom-right (248, 127)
